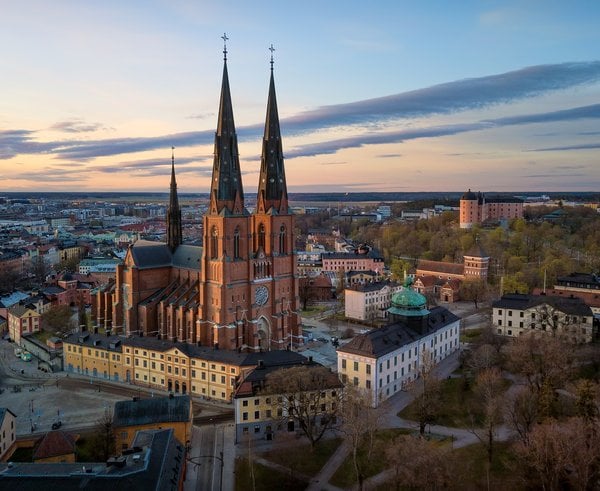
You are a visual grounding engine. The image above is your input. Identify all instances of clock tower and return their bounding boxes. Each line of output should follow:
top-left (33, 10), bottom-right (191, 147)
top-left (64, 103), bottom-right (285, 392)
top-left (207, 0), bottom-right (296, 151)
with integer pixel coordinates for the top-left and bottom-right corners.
top-left (198, 40), bottom-right (301, 351)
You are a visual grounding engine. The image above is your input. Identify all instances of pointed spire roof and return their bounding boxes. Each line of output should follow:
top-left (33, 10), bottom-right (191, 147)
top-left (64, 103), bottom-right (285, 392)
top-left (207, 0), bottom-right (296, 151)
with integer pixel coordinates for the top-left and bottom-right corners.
top-left (209, 34), bottom-right (245, 216)
top-left (256, 46), bottom-right (288, 215)
top-left (166, 147), bottom-right (182, 252)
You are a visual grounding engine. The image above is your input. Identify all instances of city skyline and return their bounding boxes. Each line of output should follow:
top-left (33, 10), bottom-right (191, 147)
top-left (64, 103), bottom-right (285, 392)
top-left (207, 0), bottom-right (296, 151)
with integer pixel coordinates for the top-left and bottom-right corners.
top-left (1, 1), bottom-right (600, 193)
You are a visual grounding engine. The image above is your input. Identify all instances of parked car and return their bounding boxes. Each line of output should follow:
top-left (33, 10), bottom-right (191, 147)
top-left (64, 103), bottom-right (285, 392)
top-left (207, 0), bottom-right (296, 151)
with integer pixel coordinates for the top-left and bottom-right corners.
top-left (51, 421), bottom-right (62, 430)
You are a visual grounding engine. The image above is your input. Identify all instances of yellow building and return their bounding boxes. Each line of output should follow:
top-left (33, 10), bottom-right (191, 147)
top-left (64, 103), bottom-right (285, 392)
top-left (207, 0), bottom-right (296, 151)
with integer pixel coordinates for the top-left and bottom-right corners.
top-left (0, 408), bottom-right (17, 462)
top-left (113, 394), bottom-right (192, 451)
top-left (63, 332), bottom-right (310, 403)
top-left (63, 332), bottom-right (126, 382)
top-left (233, 357), bottom-right (342, 442)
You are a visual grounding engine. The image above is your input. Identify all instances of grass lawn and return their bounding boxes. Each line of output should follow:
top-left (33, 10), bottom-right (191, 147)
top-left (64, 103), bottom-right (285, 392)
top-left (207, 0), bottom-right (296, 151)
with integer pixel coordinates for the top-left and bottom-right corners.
top-left (330, 429), bottom-right (417, 488)
top-left (300, 305), bottom-right (328, 317)
top-left (32, 329), bottom-right (55, 344)
top-left (460, 327), bottom-right (484, 344)
top-left (260, 437), bottom-right (342, 477)
top-left (399, 376), bottom-right (511, 428)
top-left (234, 458), bottom-right (307, 491)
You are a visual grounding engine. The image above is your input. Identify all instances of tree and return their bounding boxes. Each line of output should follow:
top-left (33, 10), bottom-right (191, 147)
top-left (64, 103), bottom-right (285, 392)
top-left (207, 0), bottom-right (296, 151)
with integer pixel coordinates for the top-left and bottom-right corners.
top-left (408, 348), bottom-right (442, 436)
top-left (262, 365), bottom-right (342, 448)
top-left (505, 386), bottom-right (538, 446)
top-left (89, 408), bottom-right (116, 461)
top-left (471, 367), bottom-right (504, 464)
top-left (340, 386), bottom-right (382, 491)
top-left (385, 434), bottom-right (453, 490)
top-left (41, 304), bottom-right (74, 334)
top-left (467, 343), bottom-right (500, 374)
top-left (298, 277), bottom-right (318, 310)
top-left (0, 262), bottom-right (20, 295)
top-left (459, 279), bottom-right (488, 309)
top-left (28, 255), bottom-right (50, 285)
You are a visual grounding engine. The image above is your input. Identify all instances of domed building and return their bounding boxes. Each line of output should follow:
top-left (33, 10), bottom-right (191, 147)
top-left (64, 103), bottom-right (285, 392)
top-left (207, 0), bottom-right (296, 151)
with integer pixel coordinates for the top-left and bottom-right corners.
top-left (337, 278), bottom-right (461, 407)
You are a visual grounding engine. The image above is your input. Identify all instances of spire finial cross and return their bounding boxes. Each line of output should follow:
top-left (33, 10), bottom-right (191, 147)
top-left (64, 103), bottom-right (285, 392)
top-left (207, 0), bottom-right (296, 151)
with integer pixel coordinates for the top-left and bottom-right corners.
top-left (269, 44), bottom-right (275, 70)
top-left (222, 33), bottom-right (229, 61)
top-left (171, 146), bottom-right (175, 165)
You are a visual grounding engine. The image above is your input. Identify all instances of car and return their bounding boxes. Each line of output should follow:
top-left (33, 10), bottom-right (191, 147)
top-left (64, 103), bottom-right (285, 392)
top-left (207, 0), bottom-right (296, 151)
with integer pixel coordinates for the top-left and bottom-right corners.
top-left (316, 337), bottom-right (329, 343)
top-left (51, 421), bottom-right (62, 430)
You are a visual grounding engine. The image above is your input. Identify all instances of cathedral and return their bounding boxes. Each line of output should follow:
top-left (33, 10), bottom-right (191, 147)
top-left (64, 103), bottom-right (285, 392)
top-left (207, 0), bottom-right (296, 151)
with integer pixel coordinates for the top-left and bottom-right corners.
top-left (93, 45), bottom-right (301, 352)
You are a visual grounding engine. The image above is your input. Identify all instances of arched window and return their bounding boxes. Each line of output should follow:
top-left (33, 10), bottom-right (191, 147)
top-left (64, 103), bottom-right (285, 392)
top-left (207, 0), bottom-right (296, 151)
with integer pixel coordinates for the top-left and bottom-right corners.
top-left (233, 227), bottom-right (240, 259)
top-left (279, 225), bottom-right (286, 255)
top-left (258, 223), bottom-right (265, 250)
top-left (211, 226), bottom-right (218, 259)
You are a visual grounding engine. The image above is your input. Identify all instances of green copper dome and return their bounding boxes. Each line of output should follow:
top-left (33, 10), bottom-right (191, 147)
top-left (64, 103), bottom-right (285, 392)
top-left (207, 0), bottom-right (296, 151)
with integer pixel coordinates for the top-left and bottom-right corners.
top-left (388, 277), bottom-right (429, 317)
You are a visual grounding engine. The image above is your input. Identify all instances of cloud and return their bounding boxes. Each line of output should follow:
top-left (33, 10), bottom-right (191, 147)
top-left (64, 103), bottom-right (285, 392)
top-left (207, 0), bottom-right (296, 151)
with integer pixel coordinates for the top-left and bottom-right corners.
top-left (319, 161), bottom-right (348, 165)
top-left (376, 153), bottom-right (403, 158)
top-left (526, 142), bottom-right (600, 152)
top-left (280, 61), bottom-right (600, 133)
top-left (49, 119), bottom-right (108, 133)
top-left (521, 173), bottom-right (586, 178)
top-left (3, 62), bottom-right (600, 162)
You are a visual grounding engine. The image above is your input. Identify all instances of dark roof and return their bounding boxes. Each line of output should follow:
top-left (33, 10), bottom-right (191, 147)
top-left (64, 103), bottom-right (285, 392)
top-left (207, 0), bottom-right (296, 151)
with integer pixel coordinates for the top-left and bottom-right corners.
top-left (33, 431), bottom-right (76, 460)
top-left (461, 189), bottom-right (477, 200)
top-left (417, 259), bottom-right (464, 276)
top-left (322, 250), bottom-right (383, 260)
top-left (556, 272), bottom-right (600, 289)
top-left (234, 359), bottom-right (342, 399)
top-left (492, 293), bottom-right (593, 316)
top-left (171, 245), bottom-right (202, 270)
top-left (130, 240), bottom-right (173, 269)
top-left (0, 429), bottom-right (185, 491)
top-left (464, 241), bottom-right (488, 259)
top-left (64, 332), bottom-right (124, 352)
top-left (338, 306), bottom-right (460, 359)
top-left (113, 395), bottom-right (191, 428)
top-left (485, 195), bottom-right (523, 204)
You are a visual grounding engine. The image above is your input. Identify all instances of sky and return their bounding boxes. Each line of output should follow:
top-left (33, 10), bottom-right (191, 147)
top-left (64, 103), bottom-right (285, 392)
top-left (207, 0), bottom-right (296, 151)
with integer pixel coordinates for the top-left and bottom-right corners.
top-left (1, 0), bottom-right (600, 194)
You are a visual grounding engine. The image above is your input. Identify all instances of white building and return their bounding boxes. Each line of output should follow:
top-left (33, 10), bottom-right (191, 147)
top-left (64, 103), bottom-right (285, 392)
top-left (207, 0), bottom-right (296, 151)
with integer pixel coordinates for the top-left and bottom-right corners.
top-left (345, 281), bottom-right (402, 321)
top-left (492, 293), bottom-right (594, 343)
top-left (338, 286), bottom-right (460, 407)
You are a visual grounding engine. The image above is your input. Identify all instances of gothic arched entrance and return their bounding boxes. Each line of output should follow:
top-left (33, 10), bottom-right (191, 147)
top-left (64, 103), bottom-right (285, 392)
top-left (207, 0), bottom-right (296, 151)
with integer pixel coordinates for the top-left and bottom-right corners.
top-left (257, 316), bottom-right (271, 351)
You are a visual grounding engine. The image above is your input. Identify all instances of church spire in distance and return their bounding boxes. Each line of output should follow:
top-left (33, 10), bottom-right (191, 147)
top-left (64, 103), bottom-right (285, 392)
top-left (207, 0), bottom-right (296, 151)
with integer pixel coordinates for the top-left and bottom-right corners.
top-left (256, 44), bottom-right (288, 214)
top-left (209, 33), bottom-right (245, 215)
top-left (166, 146), bottom-right (182, 252)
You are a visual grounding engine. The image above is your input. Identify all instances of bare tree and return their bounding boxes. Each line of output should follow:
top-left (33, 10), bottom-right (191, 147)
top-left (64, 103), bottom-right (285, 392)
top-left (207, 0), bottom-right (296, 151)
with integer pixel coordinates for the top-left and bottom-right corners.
top-left (340, 386), bottom-right (382, 491)
top-left (515, 417), bottom-right (600, 491)
top-left (459, 278), bottom-right (488, 309)
top-left (262, 365), bottom-right (342, 448)
top-left (470, 367), bottom-right (504, 464)
top-left (41, 304), bottom-right (74, 334)
top-left (298, 277), bottom-right (318, 310)
top-left (504, 386), bottom-right (538, 446)
top-left (90, 407), bottom-right (116, 461)
top-left (467, 343), bottom-right (499, 374)
top-left (385, 434), bottom-right (453, 490)
top-left (505, 334), bottom-right (573, 398)
top-left (408, 348), bottom-right (442, 436)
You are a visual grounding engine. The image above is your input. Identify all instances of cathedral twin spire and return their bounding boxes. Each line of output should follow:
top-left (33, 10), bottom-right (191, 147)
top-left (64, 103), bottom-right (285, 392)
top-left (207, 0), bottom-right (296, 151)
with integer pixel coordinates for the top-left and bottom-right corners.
top-left (210, 36), bottom-right (288, 216)
top-left (166, 146), bottom-right (182, 252)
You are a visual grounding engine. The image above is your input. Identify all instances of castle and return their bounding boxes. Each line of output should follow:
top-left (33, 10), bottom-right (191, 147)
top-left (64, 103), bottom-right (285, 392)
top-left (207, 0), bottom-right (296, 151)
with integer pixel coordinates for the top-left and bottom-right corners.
top-left (93, 44), bottom-right (301, 352)
top-left (459, 189), bottom-right (523, 229)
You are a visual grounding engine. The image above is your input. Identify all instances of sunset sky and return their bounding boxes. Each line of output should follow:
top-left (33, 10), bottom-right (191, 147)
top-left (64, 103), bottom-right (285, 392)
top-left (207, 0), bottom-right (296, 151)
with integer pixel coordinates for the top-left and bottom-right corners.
top-left (1, 1), bottom-right (600, 193)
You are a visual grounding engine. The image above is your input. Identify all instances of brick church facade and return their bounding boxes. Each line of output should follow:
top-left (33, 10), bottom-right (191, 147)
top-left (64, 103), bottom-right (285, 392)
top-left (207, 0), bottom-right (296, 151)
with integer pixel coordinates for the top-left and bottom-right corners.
top-left (93, 49), bottom-right (302, 352)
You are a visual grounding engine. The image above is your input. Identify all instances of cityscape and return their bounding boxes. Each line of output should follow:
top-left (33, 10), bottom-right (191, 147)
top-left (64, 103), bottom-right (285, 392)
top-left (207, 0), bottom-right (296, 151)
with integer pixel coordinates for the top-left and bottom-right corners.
top-left (2, 2), bottom-right (600, 490)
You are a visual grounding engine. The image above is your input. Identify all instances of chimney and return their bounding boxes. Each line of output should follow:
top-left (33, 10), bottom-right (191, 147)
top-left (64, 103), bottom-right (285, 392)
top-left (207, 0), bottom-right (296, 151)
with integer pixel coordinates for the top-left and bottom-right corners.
top-left (258, 360), bottom-right (264, 369)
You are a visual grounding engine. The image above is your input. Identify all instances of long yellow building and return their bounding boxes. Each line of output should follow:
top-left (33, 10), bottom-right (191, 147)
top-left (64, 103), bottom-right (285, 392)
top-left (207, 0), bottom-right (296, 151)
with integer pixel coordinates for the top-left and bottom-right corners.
top-left (63, 331), bottom-right (307, 402)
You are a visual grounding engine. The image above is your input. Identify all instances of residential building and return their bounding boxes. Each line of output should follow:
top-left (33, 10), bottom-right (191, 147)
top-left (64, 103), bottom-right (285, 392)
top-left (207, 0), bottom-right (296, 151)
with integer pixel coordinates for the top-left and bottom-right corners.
top-left (62, 332), bottom-right (307, 402)
top-left (113, 394), bottom-right (192, 451)
top-left (0, 408), bottom-right (17, 462)
top-left (233, 357), bottom-right (342, 442)
top-left (7, 305), bottom-right (40, 344)
top-left (321, 246), bottom-right (384, 275)
top-left (345, 281), bottom-right (402, 321)
top-left (460, 189), bottom-right (524, 229)
top-left (0, 429), bottom-right (186, 490)
top-left (32, 431), bottom-right (77, 463)
top-left (492, 293), bottom-right (595, 343)
top-left (337, 282), bottom-right (461, 407)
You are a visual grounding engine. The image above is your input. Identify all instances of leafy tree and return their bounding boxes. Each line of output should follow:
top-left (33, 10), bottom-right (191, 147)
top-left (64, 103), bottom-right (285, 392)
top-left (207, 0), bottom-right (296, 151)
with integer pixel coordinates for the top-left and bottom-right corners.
top-left (42, 305), bottom-right (74, 334)
top-left (89, 408), bottom-right (116, 461)
top-left (459, 279), bottom-right (488, 309)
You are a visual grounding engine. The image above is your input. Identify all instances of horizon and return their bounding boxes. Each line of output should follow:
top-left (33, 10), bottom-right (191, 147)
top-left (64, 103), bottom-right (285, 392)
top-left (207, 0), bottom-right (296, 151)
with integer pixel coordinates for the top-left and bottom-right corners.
top-left (2, 2), bottom-right (600, 193)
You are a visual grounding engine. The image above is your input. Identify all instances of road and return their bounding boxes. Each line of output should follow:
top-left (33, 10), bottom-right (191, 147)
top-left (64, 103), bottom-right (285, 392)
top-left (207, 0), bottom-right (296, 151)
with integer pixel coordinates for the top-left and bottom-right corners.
top-left (186, 424), bottom-right (235, 491)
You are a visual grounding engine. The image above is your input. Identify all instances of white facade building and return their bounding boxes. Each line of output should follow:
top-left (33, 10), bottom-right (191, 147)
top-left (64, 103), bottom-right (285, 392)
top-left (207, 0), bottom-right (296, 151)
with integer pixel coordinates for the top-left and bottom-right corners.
top-left (345, 281), bottom-right (402, 321)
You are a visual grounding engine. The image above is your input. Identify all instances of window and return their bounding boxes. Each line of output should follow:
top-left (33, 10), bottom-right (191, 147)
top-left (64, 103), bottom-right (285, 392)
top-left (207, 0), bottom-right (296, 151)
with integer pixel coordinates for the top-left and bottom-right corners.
top-left (341, 359), bottom-right (346, 369)
top-left (353, 361), bottom-right (359, 371)
top-left (243, 412), bottom-right (248, 421)
top-left (258, 223), bottom-right (265, 250)
top-left (353, 377), bottom-right (359, 386)
top-left (279, 225), bottom-right (286, 254)
top-left (254, 411), bottom-right (260, 419)
top-left (233, 227), bottom-right (241, 259)
top-left (366, 380), bottom-right (371, 389)
top-left (366, 364), bottom-right (371, 375)
top-left (211, 226), bottom-right (218, 259)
